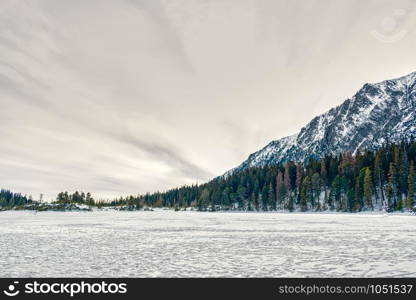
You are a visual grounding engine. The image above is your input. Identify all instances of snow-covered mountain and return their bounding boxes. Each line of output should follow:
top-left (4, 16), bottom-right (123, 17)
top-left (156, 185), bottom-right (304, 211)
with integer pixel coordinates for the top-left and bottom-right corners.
top-left (225, 71), bottom-right (416, 176)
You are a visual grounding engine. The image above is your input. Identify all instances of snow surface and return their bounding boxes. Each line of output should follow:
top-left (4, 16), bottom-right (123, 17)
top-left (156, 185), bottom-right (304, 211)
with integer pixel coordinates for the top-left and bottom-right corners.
top-left (0, 211), bottom-right (415, 277)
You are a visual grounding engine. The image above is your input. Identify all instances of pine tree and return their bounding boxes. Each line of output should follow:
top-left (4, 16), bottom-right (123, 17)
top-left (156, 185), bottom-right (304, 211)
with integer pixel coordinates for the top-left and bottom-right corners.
top-left (198, 188), bottom-right (210, 211)
top-left (406, 161), bottom-right (415, 210)
top-left (254, 192), bottom-right (259, 211)
top-left (320, 159), bottom-right (328, 183)
top-left (354, 176), bottom-right (362, 211)
top-left (261, 185), bottom-right (269, 211)
top-left (400, 149), bottom-right (409, 195)
top-left (248, 193), bottom-right (254, 211)
top-left (296, 163), bottom-right (304, 204)
top-left (268, 182), bottom-right (276, 210)
top-left (237, 185), bottom-right (247, 210)
top-left (284, 164), bottom-right (291, 192)
top-left (276, 171), bottom-right (285, 209)
top-left (287, 193), bottom-right (294, 212)
top-left (363, 167), bottom-right (374, 209)
top-left (86, 192), bottom-right (94, 206)
top-left (373, 151), bottom-right (385, 207)
top-left (388, 163), bottom-right (399, 209)
top-left (221, 188), bottom-right (231, 207)
top-left (393, 145), bottom-right (401, 168)
top-left (328, 157), bottom-right (338, 183)
top-left (300, 176), bottom-right (311, 211)
top-left (311, 173), bottom-right (321, 209)
top-left (331, 175), bottom-right (345, 210)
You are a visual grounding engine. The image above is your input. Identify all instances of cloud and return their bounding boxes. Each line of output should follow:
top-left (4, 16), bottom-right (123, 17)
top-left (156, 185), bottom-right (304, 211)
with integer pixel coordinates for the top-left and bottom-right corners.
top-left (1, 0), bottom-right (416, 199)
top-left (115, 133), bottom-right (214, 180)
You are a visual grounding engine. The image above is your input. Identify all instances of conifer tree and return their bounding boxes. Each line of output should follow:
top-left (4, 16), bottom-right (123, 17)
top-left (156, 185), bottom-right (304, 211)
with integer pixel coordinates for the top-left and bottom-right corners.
top-left (237, 185), bottom-right (247, 210)
top-left (296, 163), bottom-right (304, 203)
top-left (198, 188), bottom-right (210, 211)
top-left (284, 164), bottom-right (291, 192)
top-left (276, 171), bottom-right (285, 209)
top-left (287, 193), bottom-right (294, 212)
top-left (400, 149), bottom-right (409, 195)
top-left (388, 163), bottom-right (398, 209)
top-left (254, 192), bottom-right (260, 211)
top-left (320, 159), bottom-right (327, 183)
top-left (300, 176), bottom-right (311, 211)
top-left (261, 185), bottom-right (269, 211)
top-left (406, 161), bottom-right (415, 210)
top-left (363, 167), bottom-right (374, 209)
top-left (268, 182), bottom-right (276, 210)
top-left (248, 193), bottom-right (254, 211)
top-left (373, 151), bottom-right (385, 207)
top-left (354, 176), bottom-right (362, 211)
top-left (311, 173), bottom-right (321, 209)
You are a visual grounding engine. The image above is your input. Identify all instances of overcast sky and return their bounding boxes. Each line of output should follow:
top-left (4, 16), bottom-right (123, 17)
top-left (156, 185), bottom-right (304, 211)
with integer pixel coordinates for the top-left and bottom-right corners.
top-left (1, 0), bottom-right (416, 200)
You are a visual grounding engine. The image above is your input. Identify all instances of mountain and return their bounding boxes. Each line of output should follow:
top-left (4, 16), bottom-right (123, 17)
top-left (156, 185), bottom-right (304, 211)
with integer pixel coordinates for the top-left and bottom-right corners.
top-left (225, 71), bottom-right (416, 176)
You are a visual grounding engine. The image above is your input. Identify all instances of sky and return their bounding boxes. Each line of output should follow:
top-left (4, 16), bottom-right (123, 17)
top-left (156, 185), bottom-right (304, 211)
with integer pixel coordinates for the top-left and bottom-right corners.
top-left (1, 0), bottom-right (416, 200)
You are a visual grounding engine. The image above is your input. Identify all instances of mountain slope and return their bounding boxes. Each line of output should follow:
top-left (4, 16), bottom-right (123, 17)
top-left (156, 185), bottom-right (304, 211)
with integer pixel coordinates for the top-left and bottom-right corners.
top-left (225, 71), bottom-right (416, 175)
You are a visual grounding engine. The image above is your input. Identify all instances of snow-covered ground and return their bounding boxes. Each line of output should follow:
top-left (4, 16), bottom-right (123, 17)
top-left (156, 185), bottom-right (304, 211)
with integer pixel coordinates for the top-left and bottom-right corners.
top-left (0, 211), bottom-right (415, 277)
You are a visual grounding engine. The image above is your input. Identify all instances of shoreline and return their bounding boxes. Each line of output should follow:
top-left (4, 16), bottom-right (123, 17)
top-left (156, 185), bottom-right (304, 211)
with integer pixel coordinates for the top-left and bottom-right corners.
top-left (1, 208), bottom-right (415, 216)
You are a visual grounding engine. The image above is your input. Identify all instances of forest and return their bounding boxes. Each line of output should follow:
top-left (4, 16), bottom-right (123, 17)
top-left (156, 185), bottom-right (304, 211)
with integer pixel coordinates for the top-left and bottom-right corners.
top-left (87, 139), bottom-right (416, 212)
top-left (1, 140), bottom-right (416, 212)
top-left (0, 189), bottom-right (31, 208)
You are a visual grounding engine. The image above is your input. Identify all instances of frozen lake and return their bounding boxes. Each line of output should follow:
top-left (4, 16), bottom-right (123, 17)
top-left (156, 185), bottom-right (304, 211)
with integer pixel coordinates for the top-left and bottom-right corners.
top-left (1, 211), bottom-right (415, 277)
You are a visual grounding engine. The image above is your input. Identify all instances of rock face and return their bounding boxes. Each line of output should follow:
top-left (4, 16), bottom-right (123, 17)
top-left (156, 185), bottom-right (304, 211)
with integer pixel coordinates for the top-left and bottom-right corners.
top-left (225, 71), bottom-right (416, 176)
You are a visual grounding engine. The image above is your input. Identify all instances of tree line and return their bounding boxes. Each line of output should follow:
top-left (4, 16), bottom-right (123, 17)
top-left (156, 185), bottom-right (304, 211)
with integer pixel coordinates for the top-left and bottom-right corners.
top-left (55, 191), bottom-right (95, 206)
top-left (0, 189), bottom-right (31, 208)
top-left (99, 139), bottom-right (416, 212)
top-left (2, 140), bottom-right (416, 212)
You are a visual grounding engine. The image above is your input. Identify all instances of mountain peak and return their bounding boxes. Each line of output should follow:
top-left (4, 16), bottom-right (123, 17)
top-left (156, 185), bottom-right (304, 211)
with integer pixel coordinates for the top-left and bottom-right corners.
top-left (389, 70), bottom-right (416, 84)
top-left (224, 71), bottom-right (416, 176)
